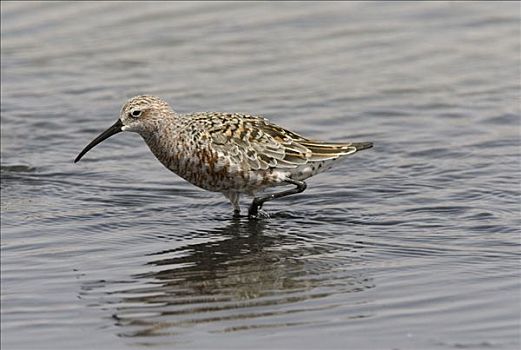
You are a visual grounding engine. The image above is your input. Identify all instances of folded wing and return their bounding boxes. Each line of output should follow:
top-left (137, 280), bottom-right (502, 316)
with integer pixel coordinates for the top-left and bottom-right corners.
top-left (205, 113), bottom-right (372, 172)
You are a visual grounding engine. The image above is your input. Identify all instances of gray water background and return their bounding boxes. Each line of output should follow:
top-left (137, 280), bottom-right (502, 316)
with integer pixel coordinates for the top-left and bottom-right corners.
top-left (1, 2), bottom-right (520, 349)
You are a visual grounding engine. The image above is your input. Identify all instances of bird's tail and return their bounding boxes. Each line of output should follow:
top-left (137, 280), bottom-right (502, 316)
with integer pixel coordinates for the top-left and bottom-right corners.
top-left (351, 142), bottom-right (373, 151)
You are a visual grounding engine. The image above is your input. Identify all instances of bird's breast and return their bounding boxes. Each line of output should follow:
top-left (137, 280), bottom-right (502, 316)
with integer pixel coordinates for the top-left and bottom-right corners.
top-left (143, 132), bottom-right (281, 193)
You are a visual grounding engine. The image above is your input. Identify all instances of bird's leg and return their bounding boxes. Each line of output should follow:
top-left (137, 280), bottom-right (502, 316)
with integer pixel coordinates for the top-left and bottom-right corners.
top-left (224, 192), bottom-right (241, 218)
top-left (248, 179), bottom-right (307, 218)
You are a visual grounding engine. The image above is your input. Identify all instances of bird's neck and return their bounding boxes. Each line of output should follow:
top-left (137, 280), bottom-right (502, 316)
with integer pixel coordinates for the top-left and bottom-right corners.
top-left (140, 116), bottom-right (189, 172)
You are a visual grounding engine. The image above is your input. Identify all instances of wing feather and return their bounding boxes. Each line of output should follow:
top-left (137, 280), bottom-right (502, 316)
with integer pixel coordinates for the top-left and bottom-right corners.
top-left (203, 113), bottom-right (371, 172)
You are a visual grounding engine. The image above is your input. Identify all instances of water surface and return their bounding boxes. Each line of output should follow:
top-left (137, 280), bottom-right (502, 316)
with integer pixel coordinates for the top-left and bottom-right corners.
top-left (1, 2), bottom-right (520, 349)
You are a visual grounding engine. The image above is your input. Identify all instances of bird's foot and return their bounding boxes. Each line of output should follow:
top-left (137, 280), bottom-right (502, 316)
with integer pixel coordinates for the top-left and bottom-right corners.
top-left (248, 209), bottom-right (270, 220)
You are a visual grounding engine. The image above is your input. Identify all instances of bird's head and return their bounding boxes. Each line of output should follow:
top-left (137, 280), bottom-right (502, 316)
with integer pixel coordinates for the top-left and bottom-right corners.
top-left (74, 95), bottom-right (173, 163)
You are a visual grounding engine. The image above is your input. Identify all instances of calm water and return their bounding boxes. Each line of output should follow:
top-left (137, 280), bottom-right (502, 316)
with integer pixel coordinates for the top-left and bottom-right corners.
top-left (1, 2), bottom-right (520, 349)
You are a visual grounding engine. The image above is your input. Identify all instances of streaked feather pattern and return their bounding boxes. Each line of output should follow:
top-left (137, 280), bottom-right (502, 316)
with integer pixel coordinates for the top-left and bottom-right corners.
top-left (202, 113), bottom-right (372, 172)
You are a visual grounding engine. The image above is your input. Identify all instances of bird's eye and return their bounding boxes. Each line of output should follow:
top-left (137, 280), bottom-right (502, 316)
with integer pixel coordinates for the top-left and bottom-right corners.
top-left (130, 110), bottom-right (142, 118)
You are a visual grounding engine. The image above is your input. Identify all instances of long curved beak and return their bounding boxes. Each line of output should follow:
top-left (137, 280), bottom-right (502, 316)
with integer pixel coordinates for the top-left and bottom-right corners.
top-left (74, 119), bottom-right (123, 163)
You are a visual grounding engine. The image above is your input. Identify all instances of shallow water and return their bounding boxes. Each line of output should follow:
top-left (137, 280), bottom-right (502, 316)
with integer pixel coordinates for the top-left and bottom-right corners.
top-left (1, 2), bottom-right (520, 349)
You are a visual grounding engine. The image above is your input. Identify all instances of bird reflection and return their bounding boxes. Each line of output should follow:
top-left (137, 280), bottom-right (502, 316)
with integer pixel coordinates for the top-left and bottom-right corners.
top-left (81, 218), bottom-right (373, 339)
top-left (137, 219), bottom-right (312, 301)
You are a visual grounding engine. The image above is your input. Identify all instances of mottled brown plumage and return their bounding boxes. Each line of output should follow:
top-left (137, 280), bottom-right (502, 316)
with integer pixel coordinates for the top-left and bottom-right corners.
top-left (75, 95), bottom-right (373, 218)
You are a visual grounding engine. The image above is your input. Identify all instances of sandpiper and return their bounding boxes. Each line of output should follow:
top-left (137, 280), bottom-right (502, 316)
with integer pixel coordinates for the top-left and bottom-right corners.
top-left (75, 95), bottom-right (373, 218)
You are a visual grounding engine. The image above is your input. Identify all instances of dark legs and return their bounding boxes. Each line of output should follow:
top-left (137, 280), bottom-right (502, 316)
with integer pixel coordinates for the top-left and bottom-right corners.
top-left (248, 179), bottom-right (307, 218)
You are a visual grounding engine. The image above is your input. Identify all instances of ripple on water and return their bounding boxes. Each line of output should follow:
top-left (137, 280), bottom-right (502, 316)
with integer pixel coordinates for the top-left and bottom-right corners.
top-left (2, 1), bottom-right (520, 349)
top-left (77, 219), bottom-right (374, 340)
